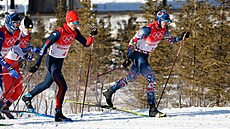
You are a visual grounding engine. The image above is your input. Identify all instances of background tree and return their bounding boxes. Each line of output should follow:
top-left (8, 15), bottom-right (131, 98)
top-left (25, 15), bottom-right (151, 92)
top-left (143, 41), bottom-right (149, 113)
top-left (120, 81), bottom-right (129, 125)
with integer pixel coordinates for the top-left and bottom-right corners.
top-left (54, 0), bottom-right (68, 27)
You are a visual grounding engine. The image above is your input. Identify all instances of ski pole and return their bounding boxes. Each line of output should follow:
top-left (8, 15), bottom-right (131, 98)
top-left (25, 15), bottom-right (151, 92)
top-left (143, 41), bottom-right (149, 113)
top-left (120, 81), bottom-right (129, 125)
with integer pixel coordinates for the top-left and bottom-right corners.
top-left (96, 67), bottom-right (124, 79)
top-left (7, 73), bottom-right (33, 94)
top-left (0, 80), bottom-right (17, 105)
top-left (157, 35), bottom-right (188, 108)
top-left (13, 73), bottom-right (33, 110)
top-left (0, 58), bottom-right (25, 101)
top-left (0, 73), bottom-right (10, 76)
top-left (81, 43), bottom-right (94, 117)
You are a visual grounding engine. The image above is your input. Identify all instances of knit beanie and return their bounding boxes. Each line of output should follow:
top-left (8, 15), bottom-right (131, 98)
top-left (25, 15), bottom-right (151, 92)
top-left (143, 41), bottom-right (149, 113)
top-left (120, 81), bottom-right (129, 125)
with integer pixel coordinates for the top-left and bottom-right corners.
top-left (66, 10), bottom-right (80, 23)
top-left (24, 16), bottom-right (33, 28)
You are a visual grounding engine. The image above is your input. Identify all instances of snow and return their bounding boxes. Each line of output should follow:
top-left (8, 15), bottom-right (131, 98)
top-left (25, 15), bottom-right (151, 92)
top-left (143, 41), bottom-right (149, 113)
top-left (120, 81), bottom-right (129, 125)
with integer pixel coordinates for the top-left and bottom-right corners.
top-left (0, 106), bottom-right (229, 129)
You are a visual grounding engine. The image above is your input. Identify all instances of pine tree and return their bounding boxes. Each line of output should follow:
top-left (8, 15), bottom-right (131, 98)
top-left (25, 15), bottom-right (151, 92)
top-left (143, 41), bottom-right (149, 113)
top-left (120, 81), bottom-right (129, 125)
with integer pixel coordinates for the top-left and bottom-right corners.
top-left (54, 0), bottom-right (68, 27)
top-left (174, 0), bottom-right (230, 107)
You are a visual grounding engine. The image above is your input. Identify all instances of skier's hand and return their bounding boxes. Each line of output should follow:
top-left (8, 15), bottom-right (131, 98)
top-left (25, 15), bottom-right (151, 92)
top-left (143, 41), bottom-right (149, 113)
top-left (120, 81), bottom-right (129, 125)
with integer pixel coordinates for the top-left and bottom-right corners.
top-left (122, 59), bottom-right (131, 68)
top-left (32, 47), bottom-right (41, 53)
top-left (181, 32), bottom-right (190, 39)
top-left (28, 65), bottom-right (39, 73)
top-left (22, 53), bottom-right (29, 60)
top-left (127, 45), bottom-right (134, 59)
top-left (26, 44), bottom-right (34, 52)
top-left (90, 27), bottom-right (98, 36)
top-left (8, 67), bottom-right (20, 79)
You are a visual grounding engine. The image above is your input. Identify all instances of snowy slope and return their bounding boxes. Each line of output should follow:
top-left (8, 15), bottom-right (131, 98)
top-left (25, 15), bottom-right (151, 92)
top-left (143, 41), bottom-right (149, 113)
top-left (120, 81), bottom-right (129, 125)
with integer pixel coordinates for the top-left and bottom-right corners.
top-left (0, 107), bottom-right (229, 129)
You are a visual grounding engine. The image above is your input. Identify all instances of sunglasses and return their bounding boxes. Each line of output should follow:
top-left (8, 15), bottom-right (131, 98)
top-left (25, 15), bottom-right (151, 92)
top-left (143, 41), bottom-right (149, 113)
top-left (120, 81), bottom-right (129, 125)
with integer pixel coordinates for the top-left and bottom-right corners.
top-left (72, 21), bottom-right (79, 25)
top-left (25, 28), bottom-right (33, 31)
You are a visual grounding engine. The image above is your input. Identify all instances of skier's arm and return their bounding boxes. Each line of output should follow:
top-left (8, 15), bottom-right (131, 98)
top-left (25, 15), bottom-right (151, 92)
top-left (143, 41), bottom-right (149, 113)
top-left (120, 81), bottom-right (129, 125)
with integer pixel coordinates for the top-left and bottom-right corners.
top-left (11, 40), bottom-right (26, 59)
top-left (164, 26), bottom-right (181, 44)
top-left (0, 32), bottom-right (11, 69)
top-left (35, 30), bottom-right (60, 67)
top-left (75, 29), bottom-right (94, 47)
top-left (127, 26), bottom-right (151, 58)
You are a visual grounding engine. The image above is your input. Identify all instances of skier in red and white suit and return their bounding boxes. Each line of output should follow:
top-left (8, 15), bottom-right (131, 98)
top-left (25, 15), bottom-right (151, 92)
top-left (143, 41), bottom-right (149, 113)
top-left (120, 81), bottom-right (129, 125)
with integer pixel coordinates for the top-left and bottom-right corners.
top-left (22, 10), bottom-right (98, 122)
top-left (0, 16), bottom-right (34, 119)
top-left (103, 10), bottom-right (189, 117)
top-left (0, 13), bottom-right (27, 119)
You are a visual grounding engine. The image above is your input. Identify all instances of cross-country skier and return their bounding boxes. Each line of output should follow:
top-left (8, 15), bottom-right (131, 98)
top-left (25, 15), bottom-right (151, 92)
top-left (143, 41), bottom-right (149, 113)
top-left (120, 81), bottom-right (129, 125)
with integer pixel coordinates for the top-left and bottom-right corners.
top-left (22, 10), bottom-right (98, 122)
top-left (0, 13), bottom-right (25, 119)
top-left (103, 10), bottom-right (189, 117)
top-left (0, 16), bottom-right (34, 119)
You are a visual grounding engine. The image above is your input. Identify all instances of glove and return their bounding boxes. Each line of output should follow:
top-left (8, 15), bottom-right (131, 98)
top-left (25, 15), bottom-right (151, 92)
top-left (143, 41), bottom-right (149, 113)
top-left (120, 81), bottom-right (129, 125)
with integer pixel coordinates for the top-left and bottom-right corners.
top-left (28, 65), bottom-right (39, 73)
top-left (26, 54), bottom-right (33, 60)
top-left (122, 59), bottom-right (131, 68)
top-left (8, 67), bottom-right (20, 79)
top-left (181, 32), bottom-right (190, 39)
top-left (24, 53), bottom-right (33, 60)
top-left (26, 45), bottom-right (34, 52)
top-left (90, 27), bottom-right (98, 36)
top-left (32, 47), bottom-right (40, 53)
top-left (22, 53), bottom-right (29, 60)
top-left (127, 45), bottom-right (134, 59)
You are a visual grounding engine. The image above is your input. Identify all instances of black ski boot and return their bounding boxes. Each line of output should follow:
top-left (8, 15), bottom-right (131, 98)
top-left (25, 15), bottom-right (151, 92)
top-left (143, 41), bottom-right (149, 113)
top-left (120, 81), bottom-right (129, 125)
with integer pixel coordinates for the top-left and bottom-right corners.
top-left (2, 107), bottom-right (14, 119)
top-left (22, 94), bottom-right (35, 112)
top-left (2, 101), bottom-right (14, 119)
top-left (55, 108), bottom-right (72, 122)
top-left (149, 107), bottom-right (167, 117)
top-left (102, 89), bottom-right (115, 107)
top-left (0, 113), bottom-right (5, 119)
top-left (0, 99), bottom-right (4, 109)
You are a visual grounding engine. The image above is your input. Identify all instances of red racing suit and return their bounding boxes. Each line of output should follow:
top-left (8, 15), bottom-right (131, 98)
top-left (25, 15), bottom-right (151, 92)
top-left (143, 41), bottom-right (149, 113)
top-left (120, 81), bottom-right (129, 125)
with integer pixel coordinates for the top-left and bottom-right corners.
top-left (2, 33), bottom-right (31, 104)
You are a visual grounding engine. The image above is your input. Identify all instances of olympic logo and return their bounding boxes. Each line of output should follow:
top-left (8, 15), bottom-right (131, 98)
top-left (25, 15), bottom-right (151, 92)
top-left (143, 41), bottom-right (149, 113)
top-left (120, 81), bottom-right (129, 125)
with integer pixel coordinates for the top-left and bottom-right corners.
top-left (151, 31), bottom-right (165, 40)
top-left (5, 36), bottom-right (18, 46)
top-left (62, 34), bottom-right (75, 44)
top-left (19, 39), bottom-right (29, 47)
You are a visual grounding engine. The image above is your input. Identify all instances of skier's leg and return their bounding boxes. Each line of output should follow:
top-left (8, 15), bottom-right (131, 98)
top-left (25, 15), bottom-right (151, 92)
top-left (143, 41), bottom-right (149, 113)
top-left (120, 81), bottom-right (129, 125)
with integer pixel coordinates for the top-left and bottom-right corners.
top-left (139, 58), bottom-right (166, 117)
top-left (22, 71), bottom-right (54, 112)
top-left (1, 68), bottom-right (22, 119)
top-left (23, 56), bottom-right (54, 112)
top-left (103, 63), bottom-right (140, 107)
top-left (0, 70), bottom-right (14, 109)
top-left (51, 66), bottom-right (67, 110)
top-left (49, 63), bottom-right (70, 122)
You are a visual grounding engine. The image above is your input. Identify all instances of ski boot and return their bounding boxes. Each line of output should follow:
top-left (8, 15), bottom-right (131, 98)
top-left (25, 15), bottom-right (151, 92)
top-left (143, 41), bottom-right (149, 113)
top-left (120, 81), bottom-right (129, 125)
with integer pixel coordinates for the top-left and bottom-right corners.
top-left (55, 108), bottom-right (72, 122)
top-left (102, 89), bottom-right (115, 108)
top-left (0, 99), bottom-right (4, 109)
top-left (2, 107), bottom-right (14, 119)
top-left (0, 113), bottom-right (5, 119)
top-left (2, 101), bottom-right (14, 119)
top-left (149, 107), bottom-right (167, 118)
top-left (22, 94), bottom-right (35, 112)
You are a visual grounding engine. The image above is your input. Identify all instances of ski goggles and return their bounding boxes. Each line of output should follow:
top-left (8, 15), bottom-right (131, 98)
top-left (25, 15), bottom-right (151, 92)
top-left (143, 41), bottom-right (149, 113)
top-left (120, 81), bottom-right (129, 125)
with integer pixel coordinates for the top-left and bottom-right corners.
top-left (72, 21), bottom-right (79, 25)
top-left (161, 18), bottom-right (170, 23)
top-left (13, 20), bottom-right (20, 24)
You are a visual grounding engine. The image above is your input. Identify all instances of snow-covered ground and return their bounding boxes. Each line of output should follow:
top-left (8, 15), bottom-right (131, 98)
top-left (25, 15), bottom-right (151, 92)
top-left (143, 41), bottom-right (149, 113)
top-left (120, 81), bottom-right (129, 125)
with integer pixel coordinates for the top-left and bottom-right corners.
top-left (0, 106), bottom-right (229, 129)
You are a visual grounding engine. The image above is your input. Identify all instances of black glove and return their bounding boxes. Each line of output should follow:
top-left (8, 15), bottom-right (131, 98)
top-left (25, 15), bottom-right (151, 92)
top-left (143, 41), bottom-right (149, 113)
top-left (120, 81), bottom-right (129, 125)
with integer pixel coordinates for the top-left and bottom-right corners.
top-left (181, 32), bottom-right (190, 39)
top-left (90, 27), bottom-right (98, 36)
top-left (122, 59), bottom-right (131, 68)
top-left (28, 65), bottom-right (39, 73)
top-left (23, 53), bottom-right (29, 59)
